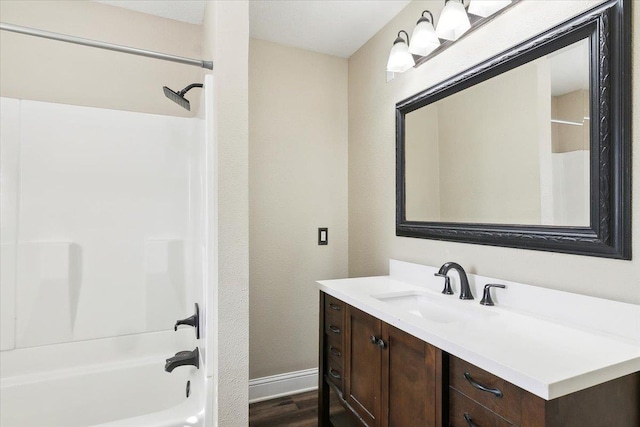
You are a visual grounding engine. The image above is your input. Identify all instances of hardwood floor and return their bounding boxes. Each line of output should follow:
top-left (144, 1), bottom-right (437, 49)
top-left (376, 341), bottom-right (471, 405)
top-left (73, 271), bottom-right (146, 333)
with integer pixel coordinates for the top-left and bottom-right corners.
top-left (249, 389), bottom-right (345, 427)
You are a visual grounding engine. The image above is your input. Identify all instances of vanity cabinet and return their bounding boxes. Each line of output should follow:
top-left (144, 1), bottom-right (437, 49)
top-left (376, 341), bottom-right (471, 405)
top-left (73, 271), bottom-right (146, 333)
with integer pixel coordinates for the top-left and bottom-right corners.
top-left (319, 293), bottom-right (443, 427)
top-left (319, 292), bottom-right (640, 427)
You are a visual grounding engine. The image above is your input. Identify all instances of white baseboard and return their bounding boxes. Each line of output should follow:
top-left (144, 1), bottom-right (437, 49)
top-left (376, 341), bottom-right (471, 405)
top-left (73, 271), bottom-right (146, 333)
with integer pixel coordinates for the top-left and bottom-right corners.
top-left (249, 368), bottom-right (318, 404)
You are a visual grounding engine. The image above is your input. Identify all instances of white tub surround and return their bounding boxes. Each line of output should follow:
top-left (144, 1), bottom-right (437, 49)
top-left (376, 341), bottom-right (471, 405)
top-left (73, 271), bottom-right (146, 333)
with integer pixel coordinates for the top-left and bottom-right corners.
top-left (0, 90), bottom-right (212, 427)
top-left (317, 259), bottom-right (640, 400)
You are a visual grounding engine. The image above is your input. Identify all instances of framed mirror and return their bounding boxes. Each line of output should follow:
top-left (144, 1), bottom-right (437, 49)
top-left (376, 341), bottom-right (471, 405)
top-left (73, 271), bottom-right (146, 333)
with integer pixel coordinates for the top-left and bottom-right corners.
top-left (396, 0), bottom-right (631, 259)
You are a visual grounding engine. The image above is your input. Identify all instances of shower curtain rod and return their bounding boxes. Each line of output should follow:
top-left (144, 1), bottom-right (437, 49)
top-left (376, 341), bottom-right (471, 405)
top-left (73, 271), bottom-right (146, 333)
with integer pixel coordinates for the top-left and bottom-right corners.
top-left (0, 22), bottom-right (213, 70)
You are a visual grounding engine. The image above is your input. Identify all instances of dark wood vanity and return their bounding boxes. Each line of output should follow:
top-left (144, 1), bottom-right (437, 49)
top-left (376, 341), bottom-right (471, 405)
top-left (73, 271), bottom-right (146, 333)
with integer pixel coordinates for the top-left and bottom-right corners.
top-left (318, 292), bottom-right (640, 427)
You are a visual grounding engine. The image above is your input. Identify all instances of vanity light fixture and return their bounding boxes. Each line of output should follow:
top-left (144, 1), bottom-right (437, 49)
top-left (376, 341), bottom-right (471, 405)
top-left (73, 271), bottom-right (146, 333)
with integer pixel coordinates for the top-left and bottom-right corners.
top-left (408, 11), bottom-right (441, 57)
top-left (386, 30), bottom-right (415, 73)
top-left (387, 0), bottom-right (519, 78)
top-left (436, 0), bottom-right (471, 41)
top-left (467, 0), bottom-right (511, 18)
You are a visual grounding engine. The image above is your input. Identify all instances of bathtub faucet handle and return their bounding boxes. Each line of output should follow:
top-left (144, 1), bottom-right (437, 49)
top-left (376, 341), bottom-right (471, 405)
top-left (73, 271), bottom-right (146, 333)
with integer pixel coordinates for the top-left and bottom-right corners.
top-left (174, 303), bottom-right (200, 339)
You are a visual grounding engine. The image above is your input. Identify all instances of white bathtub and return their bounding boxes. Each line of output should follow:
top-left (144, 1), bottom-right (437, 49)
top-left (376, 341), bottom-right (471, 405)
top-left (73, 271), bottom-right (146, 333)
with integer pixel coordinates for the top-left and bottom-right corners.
top-left (0, 331), bottom-right (206, 427)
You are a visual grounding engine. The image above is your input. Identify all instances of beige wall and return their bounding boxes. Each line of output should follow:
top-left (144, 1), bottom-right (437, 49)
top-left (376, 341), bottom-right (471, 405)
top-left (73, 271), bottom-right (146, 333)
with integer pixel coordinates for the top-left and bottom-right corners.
top-left (0, 1), bottom-right (203, 117)
top-left (348, 0), bottom-right (640, 304)
top-left (249, 38), bottom-right (349, 379)
top-left (202, 2), bottom-right (250, 425)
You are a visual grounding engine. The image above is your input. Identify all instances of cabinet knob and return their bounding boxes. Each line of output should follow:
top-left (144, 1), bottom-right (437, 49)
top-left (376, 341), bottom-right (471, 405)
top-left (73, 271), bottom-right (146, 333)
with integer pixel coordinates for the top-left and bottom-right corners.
top-left (329, 303), bottom-right (341, 311)
top-left (370, 335), bottom-right (386, 349)
top-left (329, 325), bottom-right (341, 334)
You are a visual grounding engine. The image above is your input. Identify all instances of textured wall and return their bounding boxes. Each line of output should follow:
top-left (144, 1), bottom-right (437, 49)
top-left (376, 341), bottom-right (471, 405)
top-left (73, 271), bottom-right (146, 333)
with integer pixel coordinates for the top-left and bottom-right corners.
top-left (249, 38), bottom-right (349, 379)
top-left (0, 1), bottom-right (203, 117)
top-left (202, 2), bottom-right (250, 426)
top-left (348, 0), bottom-right (640, 303)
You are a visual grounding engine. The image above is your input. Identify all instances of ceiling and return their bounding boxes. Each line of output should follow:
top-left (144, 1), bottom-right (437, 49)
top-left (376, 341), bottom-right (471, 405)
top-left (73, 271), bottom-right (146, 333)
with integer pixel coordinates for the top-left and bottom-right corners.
top-left (94, 0), bottom-right (411, 58)
top-left (249, 1), bottom-right (410, 58)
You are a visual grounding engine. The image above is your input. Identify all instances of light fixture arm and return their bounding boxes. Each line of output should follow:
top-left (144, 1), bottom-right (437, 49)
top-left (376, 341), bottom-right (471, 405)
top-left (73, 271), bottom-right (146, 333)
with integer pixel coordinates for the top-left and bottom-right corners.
top-left (394, 30), bottom-right (410, 45)
top-left (418, 10), bottom-right (435, 24)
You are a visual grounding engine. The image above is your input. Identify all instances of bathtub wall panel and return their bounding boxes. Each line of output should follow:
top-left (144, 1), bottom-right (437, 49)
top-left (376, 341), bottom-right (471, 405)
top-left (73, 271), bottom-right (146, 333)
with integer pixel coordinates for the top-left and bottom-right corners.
top-left (145, 239), bottom-right (186, 332)
top-left (0, 97), bottom-right (20, 351)
top-left (1, 97), bottom-right (197, 350)
top-left (15, 242), bottom-right (75, 347)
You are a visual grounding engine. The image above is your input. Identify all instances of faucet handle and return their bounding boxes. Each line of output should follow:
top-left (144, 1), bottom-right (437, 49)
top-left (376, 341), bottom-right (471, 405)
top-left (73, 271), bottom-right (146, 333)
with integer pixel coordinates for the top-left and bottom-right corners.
top-left (434, 273), bottom-right (454, 295)
top-left (174, 303), bottom-right (200, 339)
top-left (480, 284), bottom-right (506, 306)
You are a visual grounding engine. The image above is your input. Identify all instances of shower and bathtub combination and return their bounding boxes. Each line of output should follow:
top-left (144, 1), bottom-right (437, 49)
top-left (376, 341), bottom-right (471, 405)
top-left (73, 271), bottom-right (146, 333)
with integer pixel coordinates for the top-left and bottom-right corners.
top-left (0, 23), bottom-right (216, 427)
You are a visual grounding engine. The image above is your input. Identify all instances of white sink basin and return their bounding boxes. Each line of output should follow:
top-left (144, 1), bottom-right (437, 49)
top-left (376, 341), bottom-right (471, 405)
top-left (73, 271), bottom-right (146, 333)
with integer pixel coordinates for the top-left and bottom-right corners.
top-left (373, 291), bottom-right (480, 324)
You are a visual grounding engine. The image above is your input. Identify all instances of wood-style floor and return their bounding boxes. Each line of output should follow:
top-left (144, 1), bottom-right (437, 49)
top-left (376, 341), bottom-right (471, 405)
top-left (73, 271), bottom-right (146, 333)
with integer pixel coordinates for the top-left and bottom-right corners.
top-left (249, 389), bottom-right (345, 427)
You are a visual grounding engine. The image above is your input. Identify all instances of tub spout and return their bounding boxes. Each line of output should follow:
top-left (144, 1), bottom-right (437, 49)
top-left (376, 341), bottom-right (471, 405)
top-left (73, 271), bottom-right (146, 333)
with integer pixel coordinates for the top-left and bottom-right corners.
top-left (165, 347), bottom-right (200, 373)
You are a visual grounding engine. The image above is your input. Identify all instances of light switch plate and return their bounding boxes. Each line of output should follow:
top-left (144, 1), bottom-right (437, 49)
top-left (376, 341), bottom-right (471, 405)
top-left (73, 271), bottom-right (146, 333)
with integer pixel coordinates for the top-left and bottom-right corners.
top-left (318, 228), bottom-right (328, 245)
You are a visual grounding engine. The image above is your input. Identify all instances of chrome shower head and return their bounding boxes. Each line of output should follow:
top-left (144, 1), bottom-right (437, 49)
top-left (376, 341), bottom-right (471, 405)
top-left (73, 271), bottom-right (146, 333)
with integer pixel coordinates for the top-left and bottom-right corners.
top-left (163, 83), bottom-right (203, 111)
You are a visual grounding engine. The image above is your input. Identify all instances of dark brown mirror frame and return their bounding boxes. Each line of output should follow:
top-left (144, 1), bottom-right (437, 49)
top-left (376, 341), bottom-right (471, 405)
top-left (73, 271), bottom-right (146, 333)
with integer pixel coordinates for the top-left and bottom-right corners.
top-left (396, 0), bottom-right (631, 259)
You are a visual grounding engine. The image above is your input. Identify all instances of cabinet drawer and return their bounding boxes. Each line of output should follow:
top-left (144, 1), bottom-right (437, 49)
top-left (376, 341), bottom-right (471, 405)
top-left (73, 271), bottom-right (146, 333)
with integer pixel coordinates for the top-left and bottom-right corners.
top-left (450, 388), bottom-right (514, 427)
top-left (325, 317), bottom-right (344, 337)
top-left (326, 331), bottom-right (344, 364)
top-left (450, 357), bottom-right (522, 424)
top-left (326, 358), bottom-right (344, 392)
top-left (325, 294), bottom-right (345, 315)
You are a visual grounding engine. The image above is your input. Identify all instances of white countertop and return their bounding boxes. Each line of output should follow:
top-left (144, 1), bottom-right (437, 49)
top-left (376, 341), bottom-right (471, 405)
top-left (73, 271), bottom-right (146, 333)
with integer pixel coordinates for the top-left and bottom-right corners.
top-left (317, 260), bottom-right (640, 400)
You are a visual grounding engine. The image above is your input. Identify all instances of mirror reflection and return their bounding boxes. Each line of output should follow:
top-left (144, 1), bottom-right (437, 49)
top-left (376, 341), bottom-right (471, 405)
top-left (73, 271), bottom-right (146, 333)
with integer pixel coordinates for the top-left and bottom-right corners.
top-left (405, 38), bottom-right (590, 226)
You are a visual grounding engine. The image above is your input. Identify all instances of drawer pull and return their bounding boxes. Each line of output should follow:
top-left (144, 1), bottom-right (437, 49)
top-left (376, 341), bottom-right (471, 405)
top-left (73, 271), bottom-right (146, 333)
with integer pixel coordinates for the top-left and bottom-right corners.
top-left (329, 346), bottom-right (342, 357)
top-left (328, 368), bottom-right (341, 380)
top-left (329, 325), bottom-right (341, 334)
top-left (463, 413), bottom-right (478, 427)
top-left (464, 372), bottom-right (503, 398)
top-left (328, 303), bottom-right (341, 311)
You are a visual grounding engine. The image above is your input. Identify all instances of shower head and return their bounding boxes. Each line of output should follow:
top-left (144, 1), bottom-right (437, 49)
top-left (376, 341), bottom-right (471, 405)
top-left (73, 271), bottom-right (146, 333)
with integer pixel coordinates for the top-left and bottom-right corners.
top-left (163, 83), bottom-right (203, 111)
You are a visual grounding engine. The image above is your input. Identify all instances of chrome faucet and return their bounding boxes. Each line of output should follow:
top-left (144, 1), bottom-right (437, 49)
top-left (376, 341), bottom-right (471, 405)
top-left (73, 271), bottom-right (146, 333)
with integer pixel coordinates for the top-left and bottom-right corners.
top-left (435, 262), bottom-right (474, 300)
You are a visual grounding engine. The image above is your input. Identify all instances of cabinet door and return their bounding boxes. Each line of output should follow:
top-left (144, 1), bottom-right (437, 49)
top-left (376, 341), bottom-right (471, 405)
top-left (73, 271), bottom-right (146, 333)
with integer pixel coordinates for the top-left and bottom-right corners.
top-left (381, 324), bottom-right (440, 427)
top-left (344, 306), bottom-right (382, 426)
